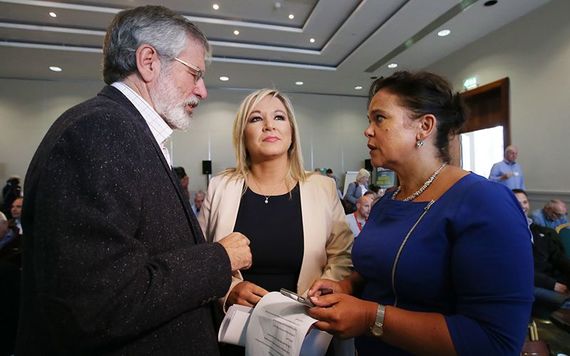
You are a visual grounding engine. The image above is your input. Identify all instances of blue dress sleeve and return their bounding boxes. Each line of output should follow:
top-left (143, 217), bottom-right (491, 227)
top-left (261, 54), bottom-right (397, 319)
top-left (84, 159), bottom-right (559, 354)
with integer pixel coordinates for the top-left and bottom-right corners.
top-left (445, 181), bottom-right (533, 355)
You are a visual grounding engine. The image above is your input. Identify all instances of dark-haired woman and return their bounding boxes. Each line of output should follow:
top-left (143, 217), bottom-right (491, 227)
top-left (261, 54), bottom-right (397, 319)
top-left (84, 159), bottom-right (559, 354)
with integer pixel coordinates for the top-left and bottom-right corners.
top-left (307, 71), bottom-right (533, 355)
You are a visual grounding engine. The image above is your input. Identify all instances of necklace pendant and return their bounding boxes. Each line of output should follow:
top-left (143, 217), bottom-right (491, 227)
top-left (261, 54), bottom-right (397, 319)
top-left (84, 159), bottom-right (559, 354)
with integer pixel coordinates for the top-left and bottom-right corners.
top-left (264, 197), bottom-right (269, 204)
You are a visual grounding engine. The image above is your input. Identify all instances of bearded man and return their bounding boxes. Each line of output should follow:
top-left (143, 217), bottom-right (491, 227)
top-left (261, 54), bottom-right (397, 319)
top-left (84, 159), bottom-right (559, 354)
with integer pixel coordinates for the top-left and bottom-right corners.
top-left (18, 6), bottom-right (251, 355)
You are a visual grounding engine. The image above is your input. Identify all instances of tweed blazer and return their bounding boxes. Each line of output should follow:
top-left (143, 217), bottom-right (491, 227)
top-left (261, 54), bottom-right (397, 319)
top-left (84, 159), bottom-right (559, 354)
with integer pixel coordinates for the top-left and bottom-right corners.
top-left (18, 86), bottom-right (231, 355)
top-left (198, 173), bottom-right (354, 307)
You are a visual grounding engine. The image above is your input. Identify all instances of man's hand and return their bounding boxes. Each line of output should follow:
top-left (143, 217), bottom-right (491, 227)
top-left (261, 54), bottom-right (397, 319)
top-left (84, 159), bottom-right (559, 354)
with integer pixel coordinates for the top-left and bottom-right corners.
top-left (554, 282), bottom-right (569, 295)
top-left (218, 232), bottom-right (252, 272)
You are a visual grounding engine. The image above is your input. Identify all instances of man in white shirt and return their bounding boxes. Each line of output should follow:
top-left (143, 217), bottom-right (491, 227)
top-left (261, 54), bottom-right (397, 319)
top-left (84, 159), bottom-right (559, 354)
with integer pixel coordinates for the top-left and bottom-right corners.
top-left (345, 194), bottom-right (373, 238)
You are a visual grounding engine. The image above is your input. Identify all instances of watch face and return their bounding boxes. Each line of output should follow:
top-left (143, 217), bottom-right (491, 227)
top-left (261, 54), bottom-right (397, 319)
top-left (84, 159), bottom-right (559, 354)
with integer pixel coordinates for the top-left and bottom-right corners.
top-left (371, 323), bottom-right (383, 337)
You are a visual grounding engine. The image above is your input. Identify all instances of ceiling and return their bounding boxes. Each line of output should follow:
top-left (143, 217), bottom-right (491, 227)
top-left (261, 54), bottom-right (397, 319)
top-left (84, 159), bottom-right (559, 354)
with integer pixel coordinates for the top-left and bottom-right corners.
top-left (0, 0), bottom-right (551, 97)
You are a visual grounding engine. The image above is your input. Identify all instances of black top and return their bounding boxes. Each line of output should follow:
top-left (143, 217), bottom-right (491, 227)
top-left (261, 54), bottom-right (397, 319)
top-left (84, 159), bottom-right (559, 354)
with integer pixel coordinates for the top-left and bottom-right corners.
top-left (234, 184), bottom-right (304, 292)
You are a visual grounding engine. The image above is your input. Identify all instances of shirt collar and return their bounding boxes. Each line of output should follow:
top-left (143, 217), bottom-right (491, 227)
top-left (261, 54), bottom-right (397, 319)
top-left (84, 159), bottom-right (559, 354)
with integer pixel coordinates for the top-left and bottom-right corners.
top-left (111, 82), bottom-right (173, 146)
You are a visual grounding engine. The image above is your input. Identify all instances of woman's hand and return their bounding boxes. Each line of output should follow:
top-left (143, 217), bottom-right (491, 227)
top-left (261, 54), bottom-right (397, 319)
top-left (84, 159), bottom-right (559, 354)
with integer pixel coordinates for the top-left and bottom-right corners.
top-left (227, 281), bottom-right (268, 307)
top-left (308, 293), bottom-right (377, 338)
top-left (307, 279), bottom-right (343, 298)
top-left (308, 278), bottom-right (353, 298)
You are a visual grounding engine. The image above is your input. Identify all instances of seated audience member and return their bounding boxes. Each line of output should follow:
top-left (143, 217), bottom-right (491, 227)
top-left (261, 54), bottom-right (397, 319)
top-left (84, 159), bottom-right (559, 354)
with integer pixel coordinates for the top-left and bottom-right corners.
top-left (326, 168), bottom-right (338, 186)
top-left (0, 204), bottom-right (22, 355)
top-left (345, 195), bottom-right (373, 238)
top-left (191, 190), bottom-right (205, 215)
top-left (0, 197), bottom-right (24, 265)
top-left (307, 71), bottom-right (533, 355)
top-left (10, 196), bottom-right (23, 235)
top-left (513, 189), bottom-right (570, 330)
top-left (488, 145), bottom-right (525, 189)
top-left (326, 168), bottom-right (343, 200)
top-left (343, 168), bottom-right (370, 213)
top-left (1, 176), bottom-right (21, 219)
top-left (173, 166), bottom-right (190, 200)
top-left (0, 212), bottom-right (14, 250)
top-left (531, 199), bottom-right (568, 230)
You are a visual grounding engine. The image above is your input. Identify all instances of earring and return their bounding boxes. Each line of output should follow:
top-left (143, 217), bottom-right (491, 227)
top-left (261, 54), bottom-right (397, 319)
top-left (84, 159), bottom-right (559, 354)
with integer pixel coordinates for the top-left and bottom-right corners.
top-left (416, 140), bottom-right (424, 148)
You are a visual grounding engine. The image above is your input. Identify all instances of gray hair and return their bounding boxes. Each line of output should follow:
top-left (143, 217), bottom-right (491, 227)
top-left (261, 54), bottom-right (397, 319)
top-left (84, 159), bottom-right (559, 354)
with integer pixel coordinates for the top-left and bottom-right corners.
top-left (0, 211), bottom-right (7, 223)
top-left (103, 5), bottom-right (210, 84)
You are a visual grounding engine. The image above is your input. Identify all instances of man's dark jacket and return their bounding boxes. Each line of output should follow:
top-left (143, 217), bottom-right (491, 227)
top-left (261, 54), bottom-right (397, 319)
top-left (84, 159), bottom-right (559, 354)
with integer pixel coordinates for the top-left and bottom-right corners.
top-left (531, 223), bottom-right (570, 289)
top-left (17, 86), bottom-right (231, 355)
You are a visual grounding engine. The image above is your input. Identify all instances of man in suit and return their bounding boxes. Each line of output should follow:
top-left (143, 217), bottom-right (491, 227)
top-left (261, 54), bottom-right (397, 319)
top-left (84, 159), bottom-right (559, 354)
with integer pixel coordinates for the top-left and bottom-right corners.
top-left (18, 6), bottom-right (251, 355)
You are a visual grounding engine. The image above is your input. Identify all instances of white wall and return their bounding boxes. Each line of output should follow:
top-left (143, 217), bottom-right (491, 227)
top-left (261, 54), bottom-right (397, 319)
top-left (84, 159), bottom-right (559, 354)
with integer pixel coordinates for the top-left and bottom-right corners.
top-left (0, 80), bottom-right (369, 193)
top-left (428, 0), bottom-right (570, 202)
top-left (3, 0), bottom-right (569, 201)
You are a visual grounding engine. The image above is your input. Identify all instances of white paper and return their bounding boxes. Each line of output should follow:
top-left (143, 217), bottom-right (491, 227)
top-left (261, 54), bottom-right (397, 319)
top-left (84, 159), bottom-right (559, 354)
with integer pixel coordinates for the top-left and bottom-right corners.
top-left (245, 292), bottom-right (332, 356)
top-left (218, 304), bottom-right (252, 346)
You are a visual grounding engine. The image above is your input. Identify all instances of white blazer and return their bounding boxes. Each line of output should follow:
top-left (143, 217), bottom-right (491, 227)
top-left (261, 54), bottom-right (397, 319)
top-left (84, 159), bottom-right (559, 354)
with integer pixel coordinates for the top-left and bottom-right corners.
top-left (198, 173), bottom-right (354, 307)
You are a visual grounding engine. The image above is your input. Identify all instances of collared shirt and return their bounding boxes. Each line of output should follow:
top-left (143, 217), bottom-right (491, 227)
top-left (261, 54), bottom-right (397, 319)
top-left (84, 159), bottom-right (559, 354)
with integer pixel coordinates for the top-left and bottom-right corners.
top-left (111, 82), bottom-right (173, 166)
top-left (488, 159), bottom-right (525, 190)
top-left (530, 209), bottom-right (568, 230)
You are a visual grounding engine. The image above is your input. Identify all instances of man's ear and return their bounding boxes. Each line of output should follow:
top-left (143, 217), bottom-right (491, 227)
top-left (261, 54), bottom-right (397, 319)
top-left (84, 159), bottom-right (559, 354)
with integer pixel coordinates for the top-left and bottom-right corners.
top-left (135, 44), bottom-right (161, 83)
top-left (417, 114), bottom-right (437, 142)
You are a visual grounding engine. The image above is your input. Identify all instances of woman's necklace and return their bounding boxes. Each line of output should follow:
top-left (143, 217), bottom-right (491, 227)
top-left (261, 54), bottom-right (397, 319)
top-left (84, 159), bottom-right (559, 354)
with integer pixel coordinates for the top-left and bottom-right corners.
top-left (392, 163), bottom-right (447, 202)
top-left (249, 175), bottom-right (287, 204)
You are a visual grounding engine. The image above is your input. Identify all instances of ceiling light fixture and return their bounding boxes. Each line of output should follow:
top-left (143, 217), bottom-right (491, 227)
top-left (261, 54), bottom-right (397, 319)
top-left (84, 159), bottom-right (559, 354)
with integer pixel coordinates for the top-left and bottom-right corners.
top-left (49, 66), bottom-right (62, 72)
top-left (388, 63), bottom-right (398, 69)
top-left (233, 30), bottom-right (240, 36)
top-left (219, 76), bottom-right (229, 81)
top-left (354, 86), bottom-right (363, 90)
top-left (49, 11), bottom-right (57, 18)
top-left (438, 29), bottom-right (451, 37)
top-left (484, 0), bottom-right (498, 6)
top-left (288, 14), bottom-right (294, 20)
top-left (212, 4), bottom-right (220, 10)
top-left (309, 38), bottom-right (315, 43)
top-left (295, 81), bottom-right (303, 86)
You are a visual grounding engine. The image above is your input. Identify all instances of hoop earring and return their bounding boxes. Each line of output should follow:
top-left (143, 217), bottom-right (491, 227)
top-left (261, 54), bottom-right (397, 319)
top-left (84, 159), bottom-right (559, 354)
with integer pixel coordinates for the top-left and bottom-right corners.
top-left (416, 140), bottom-right (424, 148)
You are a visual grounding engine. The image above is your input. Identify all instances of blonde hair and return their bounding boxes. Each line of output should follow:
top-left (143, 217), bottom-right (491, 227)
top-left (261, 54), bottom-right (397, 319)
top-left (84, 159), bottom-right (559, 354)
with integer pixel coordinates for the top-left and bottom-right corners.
top-left (356, 168), bottom-right (370, 181)
top-left (223, 89), bottom-right (308, 184)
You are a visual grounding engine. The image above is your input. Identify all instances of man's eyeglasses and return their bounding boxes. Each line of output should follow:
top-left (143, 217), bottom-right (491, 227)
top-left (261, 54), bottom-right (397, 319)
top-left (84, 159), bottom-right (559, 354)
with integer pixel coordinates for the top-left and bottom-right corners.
top-left (173, 57), bottom-right (203, 84)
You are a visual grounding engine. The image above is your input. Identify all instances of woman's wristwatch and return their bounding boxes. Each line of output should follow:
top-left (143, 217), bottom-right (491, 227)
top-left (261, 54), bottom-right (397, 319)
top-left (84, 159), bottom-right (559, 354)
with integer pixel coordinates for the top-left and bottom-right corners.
top-left (370, 304), bottom-right (386, 337)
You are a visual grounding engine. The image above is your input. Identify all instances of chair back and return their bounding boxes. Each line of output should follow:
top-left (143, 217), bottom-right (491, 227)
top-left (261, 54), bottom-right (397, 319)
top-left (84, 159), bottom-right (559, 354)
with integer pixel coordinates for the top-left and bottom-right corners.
top-left (521, 321), bottom-right (550, 356)
top-left (558, 226), bottom-right (570, 257)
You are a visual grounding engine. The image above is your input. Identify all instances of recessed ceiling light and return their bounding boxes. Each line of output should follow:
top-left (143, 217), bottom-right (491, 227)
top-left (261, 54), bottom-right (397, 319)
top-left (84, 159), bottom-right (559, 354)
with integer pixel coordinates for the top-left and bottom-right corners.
top-left (219, 76), bottom-right (229, 81)
top-left (309, 38), bottom-right (315, 43)
top-left (295, 81), bottom-right (303, 86)
top-left (49, 66), bottom-right (62, 72)
top-left (388, 63), bottom-right (398, 69)
top-left (212, 4), bottom-right (220, 10)
top-left (49, 11), bottom-right (57, 18)
top-left (484, 0), bottom-right (498, 6)
top-left (233, 30), bottom-right (240, 36)
top-left (354, 86), bottom-right (363, 90)
top-left (438, 29), bottom-right (451, 37)
top-left (288, 14), bottom-right (295, 20)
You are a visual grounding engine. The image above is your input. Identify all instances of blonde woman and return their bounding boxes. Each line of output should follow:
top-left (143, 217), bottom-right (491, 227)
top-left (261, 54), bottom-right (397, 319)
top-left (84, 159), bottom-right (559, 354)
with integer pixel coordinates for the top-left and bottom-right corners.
top-left (343, 168), bottom-right (370, 213)
top-left (199, 89), bottom-right (353, 314)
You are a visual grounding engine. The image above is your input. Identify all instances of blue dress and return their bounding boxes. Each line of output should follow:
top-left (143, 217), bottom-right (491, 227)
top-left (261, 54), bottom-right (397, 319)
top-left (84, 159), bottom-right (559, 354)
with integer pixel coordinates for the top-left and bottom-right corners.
top-left (352, 173), bottom-right (533, 355)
